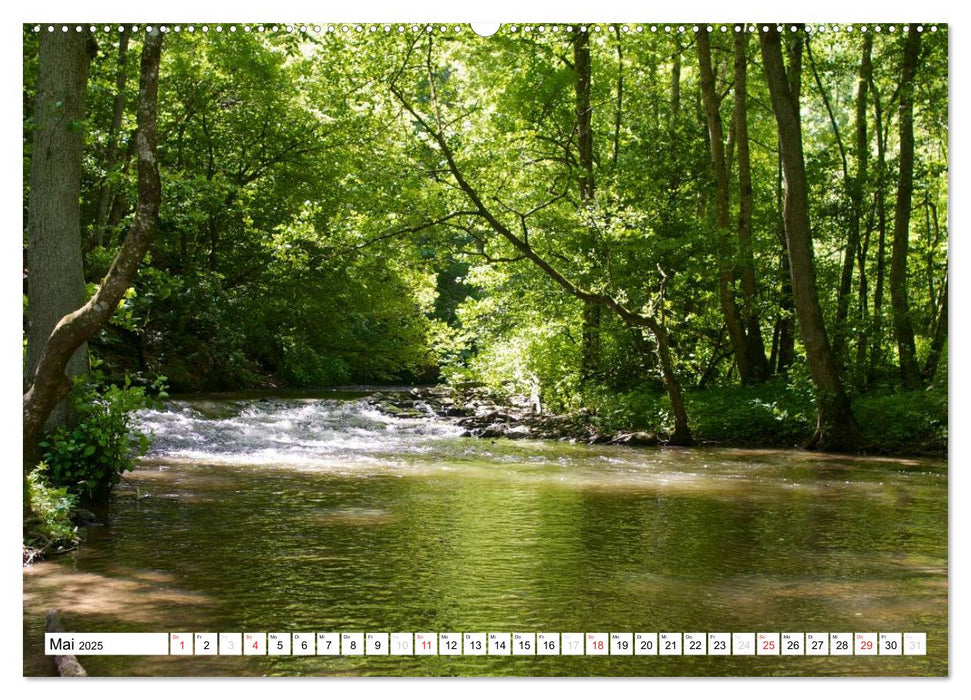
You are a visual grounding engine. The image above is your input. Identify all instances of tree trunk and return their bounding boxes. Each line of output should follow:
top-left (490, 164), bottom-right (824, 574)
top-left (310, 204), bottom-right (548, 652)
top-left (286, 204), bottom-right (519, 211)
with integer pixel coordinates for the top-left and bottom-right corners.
top-left (890, 26), bottom-right (922, 387)
top-left (775, 32), bottom-right (802, 377)
top-left (854, 36), bottom-right (874, 384)
top-left (653, 322), bottom-right (692, 445)
top-left (922, 271), bottom-right (947, 382)
top-left (808, 34), bottom-right (868, 369)
top-left (46, 610), bottom-right (87, 677)
top-left (24, 30), bottom-right (164, 464)
top-left (868, 76), bottom-right (889, 383)
top-left (760, 26), bottom-right (859, 451)
top-left (25, 30), bottom-right (95, 429)
top-left (573, 28), bottom-right (601, 382)
top-left (92, 32), bottom-right (129, 249)
top-left (733, 31), bottom-right (769, 381)
top-left (697, 30), bottom-right (753, 384)
top-left (774, 154), bottom-right (796, 374)
top-left (611, 25), bottom-right (623, 169)
top-left (855, 219), bottom-right (872, 386)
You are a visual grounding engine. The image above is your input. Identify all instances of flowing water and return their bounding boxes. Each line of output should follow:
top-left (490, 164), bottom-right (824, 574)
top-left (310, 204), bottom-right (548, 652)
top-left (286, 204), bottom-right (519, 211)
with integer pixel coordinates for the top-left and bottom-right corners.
top-left (23, 392), bottom-right (948, 676)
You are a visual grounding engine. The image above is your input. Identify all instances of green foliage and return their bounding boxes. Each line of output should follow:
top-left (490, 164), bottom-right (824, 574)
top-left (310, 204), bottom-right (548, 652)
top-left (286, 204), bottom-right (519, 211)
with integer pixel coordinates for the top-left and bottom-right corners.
top-left (584, 384), bottom-right (670, 435)
top-left (23, 26), bottom-right (948, 454)
top-left (582, 377), bottom-right (946, 453)
top-left (854, 385), bottom-right (948, 454)
top-left (580, 377), bottom-right (817, 446)
top-left (78, 32), bottom-right (449, 391)
top-left (24, 463), bottom-right (80, 557)
top-left (440, 262), bottom-right (589, 411)
top-left (684, 378), bottom-right (817, 446)
top-left (39, 371), bottom-right (164, 502)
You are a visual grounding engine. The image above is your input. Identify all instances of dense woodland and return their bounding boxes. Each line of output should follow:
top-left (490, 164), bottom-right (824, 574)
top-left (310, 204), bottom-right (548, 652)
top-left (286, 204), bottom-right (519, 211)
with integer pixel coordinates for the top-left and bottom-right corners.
top-left (23, 23), bottom-right (948, 523)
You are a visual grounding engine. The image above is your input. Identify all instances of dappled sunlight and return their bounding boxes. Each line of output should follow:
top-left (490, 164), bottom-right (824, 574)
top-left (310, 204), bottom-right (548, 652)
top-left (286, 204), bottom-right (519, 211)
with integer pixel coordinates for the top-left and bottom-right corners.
top-left (24, 561), bottom-right (213, 625)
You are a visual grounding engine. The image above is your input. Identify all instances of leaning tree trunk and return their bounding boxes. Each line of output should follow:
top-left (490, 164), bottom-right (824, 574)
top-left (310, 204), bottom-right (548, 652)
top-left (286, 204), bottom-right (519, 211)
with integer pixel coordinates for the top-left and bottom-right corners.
top-left (890, 25), bottom-right (922, 388)
top-left (760, 26), bottom-right (859, 451)
top-left (24, 30), bottom-right (164, 465)
top-left (392, 63), bottom-right (694, 445)
top-left (25, 30), bottom-right (95, 428)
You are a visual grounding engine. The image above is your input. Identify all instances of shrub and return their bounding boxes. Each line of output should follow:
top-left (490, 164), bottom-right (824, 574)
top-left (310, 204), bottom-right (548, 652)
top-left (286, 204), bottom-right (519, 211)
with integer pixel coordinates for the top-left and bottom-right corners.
top-left (39, 372), bottom-right (165, 502)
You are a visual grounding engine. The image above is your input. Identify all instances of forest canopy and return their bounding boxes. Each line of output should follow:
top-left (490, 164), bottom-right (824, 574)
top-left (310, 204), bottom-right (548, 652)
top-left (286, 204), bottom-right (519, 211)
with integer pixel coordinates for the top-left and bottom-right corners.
top-left (23, 23), bottom-right (948, 457)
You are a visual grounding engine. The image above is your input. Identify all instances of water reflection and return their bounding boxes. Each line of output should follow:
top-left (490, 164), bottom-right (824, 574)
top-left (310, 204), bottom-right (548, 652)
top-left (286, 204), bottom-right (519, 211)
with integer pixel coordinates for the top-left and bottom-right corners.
top-left (23, 396), bottom-right (947, 676)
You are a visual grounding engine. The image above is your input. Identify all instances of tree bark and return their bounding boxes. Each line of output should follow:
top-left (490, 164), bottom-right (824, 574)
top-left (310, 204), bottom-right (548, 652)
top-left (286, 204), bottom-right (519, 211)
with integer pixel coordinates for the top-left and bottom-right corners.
top-left (92, 32), bottom-right (129, 249)
top-left (760, 26), bottom-right (859, 451)
top-left (922, 271), bottom-right (947, 382)
top-left (573, 28), bottom-right (601, 382)
top-left (733, 31), bottom-right (769, 381)
top-left (25, 30), bottom-right (95, 428)
top-left (697, 30), bottom-right (754, 384)
top-left (890, 26), bottom-right (922, 387)
top-left (774, 154), bottom-right (796, 374)
top-left (786, 31), bottom-right (803, 119)
top-left (24, 30), bottom-right (164, 463)
top-left (868, 73), bottom-right (889, 383)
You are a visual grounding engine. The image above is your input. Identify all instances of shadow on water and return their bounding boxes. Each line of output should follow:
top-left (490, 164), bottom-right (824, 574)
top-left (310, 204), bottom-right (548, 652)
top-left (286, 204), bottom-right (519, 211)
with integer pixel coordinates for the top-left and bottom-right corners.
top-left (24, 395), bottom-right (947, 677)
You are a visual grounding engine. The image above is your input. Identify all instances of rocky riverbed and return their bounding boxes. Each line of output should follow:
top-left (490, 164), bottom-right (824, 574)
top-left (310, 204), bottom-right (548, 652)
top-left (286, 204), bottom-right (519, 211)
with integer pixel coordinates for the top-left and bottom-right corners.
top-left (367, 386), bottom-right (660, 447)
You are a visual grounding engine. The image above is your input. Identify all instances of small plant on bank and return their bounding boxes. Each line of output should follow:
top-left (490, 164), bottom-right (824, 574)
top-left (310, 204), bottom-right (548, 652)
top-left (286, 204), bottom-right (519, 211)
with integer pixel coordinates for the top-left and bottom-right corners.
top-left (23, 463), bottom-right (79, 564)
top-left (39, 367), bottom-right (166, 503)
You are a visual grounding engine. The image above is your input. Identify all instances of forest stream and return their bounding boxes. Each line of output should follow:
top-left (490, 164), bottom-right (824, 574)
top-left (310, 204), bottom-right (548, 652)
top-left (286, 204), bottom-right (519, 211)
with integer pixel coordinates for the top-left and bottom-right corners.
top-left (23, 390), bottom-right (947, 676)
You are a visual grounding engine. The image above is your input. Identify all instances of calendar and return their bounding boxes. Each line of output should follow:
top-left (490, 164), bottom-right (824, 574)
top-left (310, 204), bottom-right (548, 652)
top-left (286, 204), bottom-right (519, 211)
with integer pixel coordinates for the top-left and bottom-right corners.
top-left (22, 15), bottom-right (948, 682)
top-left (45, 631), bottom-right (928, 657)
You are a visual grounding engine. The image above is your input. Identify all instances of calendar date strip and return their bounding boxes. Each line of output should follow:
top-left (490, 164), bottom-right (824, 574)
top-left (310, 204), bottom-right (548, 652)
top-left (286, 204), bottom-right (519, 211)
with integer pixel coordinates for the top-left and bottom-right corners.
top-left (46, 631), bottom-right (927, 656)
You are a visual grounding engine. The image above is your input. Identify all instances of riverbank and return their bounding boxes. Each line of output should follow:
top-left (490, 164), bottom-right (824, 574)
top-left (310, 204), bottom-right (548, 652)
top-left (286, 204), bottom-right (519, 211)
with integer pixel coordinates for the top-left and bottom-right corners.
top-left (367, 383), bottom-right (947, 457)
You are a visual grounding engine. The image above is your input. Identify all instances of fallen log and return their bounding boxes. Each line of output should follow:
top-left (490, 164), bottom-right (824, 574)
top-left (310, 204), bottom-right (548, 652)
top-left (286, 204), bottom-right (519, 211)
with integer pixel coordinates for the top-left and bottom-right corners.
top-left (45, 609), bottom-right (87, 677)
